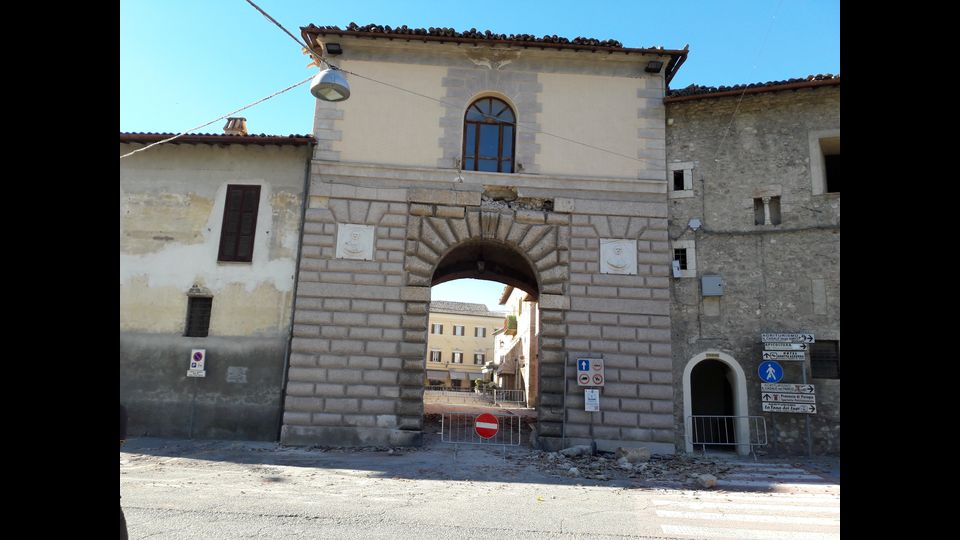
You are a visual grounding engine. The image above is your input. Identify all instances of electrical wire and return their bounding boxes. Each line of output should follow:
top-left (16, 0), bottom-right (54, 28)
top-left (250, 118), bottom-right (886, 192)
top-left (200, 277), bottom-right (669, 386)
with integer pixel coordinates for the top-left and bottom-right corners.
top-left (120, 74), bottom-right (314, 160)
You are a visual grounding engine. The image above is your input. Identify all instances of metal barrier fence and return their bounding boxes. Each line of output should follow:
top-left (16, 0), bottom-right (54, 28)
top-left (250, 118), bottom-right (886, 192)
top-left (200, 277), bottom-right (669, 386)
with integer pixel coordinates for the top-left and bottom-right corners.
top-left (423, 389), bottom-right (494, 405)
top-left (686, 415), bottom-right (767, 459)
top-left (440, 412), bottom-right (522, 447)
top-left (493, 389), bottom-right (527, 407)
top-left (424, 386), bottom-right (475, 392)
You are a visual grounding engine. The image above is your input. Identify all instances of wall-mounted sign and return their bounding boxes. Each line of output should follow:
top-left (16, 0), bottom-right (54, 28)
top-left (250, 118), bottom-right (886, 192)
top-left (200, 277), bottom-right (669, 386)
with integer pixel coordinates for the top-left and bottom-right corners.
top-left (187, 349), bottom-right (206, 378)
top-left (577, 358), bottom-right (605, 386)
top-left (585, 389), bottom-right (600, 412)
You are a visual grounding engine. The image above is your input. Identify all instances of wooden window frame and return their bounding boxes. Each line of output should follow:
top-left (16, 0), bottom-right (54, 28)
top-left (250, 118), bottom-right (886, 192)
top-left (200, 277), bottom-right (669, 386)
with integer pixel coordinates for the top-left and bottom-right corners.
top-left (218, 185), bottom-right (261, 262)
top-left (462, 97), bottom-right (516, 173)
top-left (184, 296), bottom-right (213, 337)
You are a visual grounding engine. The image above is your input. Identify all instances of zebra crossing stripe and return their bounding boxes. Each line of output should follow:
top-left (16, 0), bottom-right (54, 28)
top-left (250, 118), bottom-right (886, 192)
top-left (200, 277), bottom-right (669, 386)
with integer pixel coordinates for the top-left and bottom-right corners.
top-left (652, 499), bottom-right (840, 514)
top-left (661, 525), bottom-right (839, 540)
top-left (656, 509), bottom-right (838, 526)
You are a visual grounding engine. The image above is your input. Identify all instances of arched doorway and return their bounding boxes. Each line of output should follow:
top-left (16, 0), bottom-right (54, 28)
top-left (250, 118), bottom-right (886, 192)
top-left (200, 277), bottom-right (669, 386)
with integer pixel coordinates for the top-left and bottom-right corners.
top-left (424, 240), bottom-right (541, 440)
top-left (682, 352), bottom-right (750, 456)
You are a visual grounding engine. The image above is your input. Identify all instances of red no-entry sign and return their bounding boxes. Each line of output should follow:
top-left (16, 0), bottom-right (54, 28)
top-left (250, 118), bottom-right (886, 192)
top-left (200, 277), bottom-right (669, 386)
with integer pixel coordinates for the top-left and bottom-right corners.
top-left (475, 413), bottom-right (499, 439)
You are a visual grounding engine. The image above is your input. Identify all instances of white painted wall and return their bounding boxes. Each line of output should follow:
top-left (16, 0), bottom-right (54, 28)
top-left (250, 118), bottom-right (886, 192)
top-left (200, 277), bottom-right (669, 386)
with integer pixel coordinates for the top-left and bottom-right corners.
top-left (119, 143), bottom-right (310, 336)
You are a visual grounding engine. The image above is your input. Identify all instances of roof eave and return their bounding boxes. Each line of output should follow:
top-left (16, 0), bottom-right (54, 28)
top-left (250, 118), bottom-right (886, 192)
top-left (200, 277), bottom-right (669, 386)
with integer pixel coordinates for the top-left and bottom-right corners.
top-left (665, 78), bottom-right (840, 103)
top-left (119, 133), bottom-right (316, 146)
top-left (302, 27), bottom-right (687, 60)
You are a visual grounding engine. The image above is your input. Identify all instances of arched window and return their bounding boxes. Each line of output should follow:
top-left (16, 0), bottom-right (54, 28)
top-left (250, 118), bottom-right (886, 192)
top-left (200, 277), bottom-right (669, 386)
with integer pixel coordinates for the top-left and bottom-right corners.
top-left (463, 97), bottom-right (515, 173)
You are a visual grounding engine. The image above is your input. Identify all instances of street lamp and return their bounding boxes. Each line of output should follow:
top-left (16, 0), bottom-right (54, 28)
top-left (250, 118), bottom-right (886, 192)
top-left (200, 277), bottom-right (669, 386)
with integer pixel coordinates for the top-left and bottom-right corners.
top-left (310, 67), bottom-right (350, 102)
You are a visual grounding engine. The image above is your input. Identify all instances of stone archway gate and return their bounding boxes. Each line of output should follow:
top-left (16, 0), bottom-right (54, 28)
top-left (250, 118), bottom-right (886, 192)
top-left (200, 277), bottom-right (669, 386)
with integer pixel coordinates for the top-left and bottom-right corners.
top-left (281, 177), bottom-right (675, 453)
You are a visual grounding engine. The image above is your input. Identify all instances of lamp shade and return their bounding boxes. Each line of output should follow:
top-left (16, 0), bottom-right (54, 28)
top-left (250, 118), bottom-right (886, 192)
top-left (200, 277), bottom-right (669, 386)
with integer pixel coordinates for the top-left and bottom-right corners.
top-left (310, 68), bottom-right (350, 102)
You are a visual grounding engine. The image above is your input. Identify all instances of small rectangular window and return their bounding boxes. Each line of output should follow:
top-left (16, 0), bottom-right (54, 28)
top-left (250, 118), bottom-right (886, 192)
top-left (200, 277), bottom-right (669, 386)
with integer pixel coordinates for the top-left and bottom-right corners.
top-left (431, 323), bottom-right (443, 335)
top-left (474, 353), bottom-right (485, 365)
top-left (453, 325), bottom-right (465, 336)
top-left (824, 154), bottom-right (840, 193)
top-left (218, 185), bottom-right (261, 262)
top-left (811, 341), bottom-right (840, 379)
top-left (673, 248), bottom-right (688, 271)
top-left (430, 350), bottom-right (442, 362)
top-left (452, 352), bottom-right (463, 363)
top-left (673, 170), bottom-right (685, 191)
top-left (185, 297), bottom-right (213, 337)
top-left (475, 327), bottom-right (486, 338)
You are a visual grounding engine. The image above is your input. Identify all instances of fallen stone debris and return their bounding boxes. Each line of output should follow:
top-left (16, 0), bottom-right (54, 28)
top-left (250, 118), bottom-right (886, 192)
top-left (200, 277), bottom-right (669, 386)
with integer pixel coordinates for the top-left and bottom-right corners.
top-left (532, 446), bottom-right (737, 487)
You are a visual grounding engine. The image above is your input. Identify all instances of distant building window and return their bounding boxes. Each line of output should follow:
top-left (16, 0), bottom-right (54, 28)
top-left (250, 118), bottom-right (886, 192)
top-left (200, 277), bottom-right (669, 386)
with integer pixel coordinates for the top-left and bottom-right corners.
top-left (463, 97), bottom-right (515, 173)
top-left (453, 325), bottom-right (465, 336)
top-left (809, 130), bottom-right (839, 195)
top-left (218, 185), bottom-right (261, 262)
top-left (475, 327), bottom-right (486, 338)
top-left (671, 240), bottom-right (696, 278)
top-left (431, 323), bottom-right (443, 335)
top-left (474, 353), bottom-right (485, 365)
top-left (185, 297), bottom-right (213, 337)
top-left (452, 352), bottom-right (463, 364)
top-left (824, 153), bottom-right (839, 193)
top-left (811, 341), bottom-right (840, 379)
top-left (430, 350), bottom-right (442, 363)
top-left (668, 162), bottom-right (695, 198)
top-left (673, 170), bottom-right (685, 191)
top-left (673, 249), bottom-right (687, 270)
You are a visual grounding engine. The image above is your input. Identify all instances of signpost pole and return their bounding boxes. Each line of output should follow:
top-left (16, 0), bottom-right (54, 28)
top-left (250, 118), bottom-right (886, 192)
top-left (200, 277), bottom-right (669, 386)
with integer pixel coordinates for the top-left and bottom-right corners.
top-left (802, 359), bottom-right (812, 457)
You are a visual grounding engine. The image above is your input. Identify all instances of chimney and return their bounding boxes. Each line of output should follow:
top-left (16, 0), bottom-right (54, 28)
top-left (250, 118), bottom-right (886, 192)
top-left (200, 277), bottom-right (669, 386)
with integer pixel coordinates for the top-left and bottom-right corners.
top-left (223, 117), bottom-right (248, 136)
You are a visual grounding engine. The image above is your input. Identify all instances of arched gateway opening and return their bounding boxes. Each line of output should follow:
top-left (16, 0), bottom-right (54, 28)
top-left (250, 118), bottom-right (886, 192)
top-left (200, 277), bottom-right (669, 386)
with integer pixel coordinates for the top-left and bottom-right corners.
top-left (280, 201), bottom-right (571, 450)
top-left (682, 352), bottom-right (750, 456)
top-left (423, 241), bottom-right (542, 443)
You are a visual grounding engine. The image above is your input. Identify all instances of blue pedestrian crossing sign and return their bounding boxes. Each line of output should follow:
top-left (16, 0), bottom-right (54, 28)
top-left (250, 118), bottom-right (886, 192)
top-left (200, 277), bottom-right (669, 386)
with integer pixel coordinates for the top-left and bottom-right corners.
top-left (758, 361), bottom-right (783, 383)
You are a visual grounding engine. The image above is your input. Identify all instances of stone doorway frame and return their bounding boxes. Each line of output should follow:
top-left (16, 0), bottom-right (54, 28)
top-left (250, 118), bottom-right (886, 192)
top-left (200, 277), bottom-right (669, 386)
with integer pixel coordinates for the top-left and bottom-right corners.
top-left (682, 351), bottom-right (750, 456)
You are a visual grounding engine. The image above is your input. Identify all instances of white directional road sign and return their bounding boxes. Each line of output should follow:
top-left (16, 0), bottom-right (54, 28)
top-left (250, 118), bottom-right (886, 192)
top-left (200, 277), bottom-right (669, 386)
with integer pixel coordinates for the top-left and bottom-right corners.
top-left (763, 343), bottom-right (808, 351)
top-left (762, 350), bottom-right (806, 360)
top-left (761, 332), bottom-right (815, 343)
top-left (761, 392), bottom-right (816, 404)
top-left (762, 402), bottom-right (817, 414)
top-left (761, 383), bottom-right (815, 394)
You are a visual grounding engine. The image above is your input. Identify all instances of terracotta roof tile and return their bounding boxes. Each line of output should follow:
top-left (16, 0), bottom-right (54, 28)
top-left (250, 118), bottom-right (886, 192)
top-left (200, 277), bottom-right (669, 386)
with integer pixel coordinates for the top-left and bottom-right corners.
top-left (665, 74), bottom-right (839, 102)
top-left (302, 23), bottom-right (687, 55)
top-left (120, 132), bottom-right (315, 146)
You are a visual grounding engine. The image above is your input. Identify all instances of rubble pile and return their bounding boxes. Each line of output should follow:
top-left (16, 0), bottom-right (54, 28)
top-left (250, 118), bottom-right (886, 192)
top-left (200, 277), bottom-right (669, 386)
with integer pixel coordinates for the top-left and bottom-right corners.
top-left (531, 447), bottom-right (736, 486)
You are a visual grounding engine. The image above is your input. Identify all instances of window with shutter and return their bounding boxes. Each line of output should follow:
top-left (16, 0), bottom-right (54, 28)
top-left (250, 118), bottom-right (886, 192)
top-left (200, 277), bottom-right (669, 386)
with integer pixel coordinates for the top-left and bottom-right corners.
top-left (185, 297), bottom-right (213, 337)
top-left (218, 185), bottom-right (261, 262)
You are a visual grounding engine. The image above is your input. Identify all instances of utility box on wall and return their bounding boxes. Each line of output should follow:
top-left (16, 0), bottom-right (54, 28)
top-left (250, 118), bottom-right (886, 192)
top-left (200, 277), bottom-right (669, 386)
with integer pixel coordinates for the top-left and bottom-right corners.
top-left (701, 275), bottom-right (724, 296)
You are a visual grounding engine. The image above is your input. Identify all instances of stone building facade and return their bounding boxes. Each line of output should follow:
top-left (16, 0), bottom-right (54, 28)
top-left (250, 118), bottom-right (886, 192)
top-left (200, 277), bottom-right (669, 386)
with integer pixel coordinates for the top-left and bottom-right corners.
top-left (279, 26), bottom-right (688, 452)
top-left (664, 77), bottom-right (840, 455)
top-left (425, 301), bottom-right (502, 388)
top-left (119, 25), bottom-right (839, 456)
top-left (120, 130), bottom-right (314, 440)
top-left (493, 286), bottom-right (541, 406)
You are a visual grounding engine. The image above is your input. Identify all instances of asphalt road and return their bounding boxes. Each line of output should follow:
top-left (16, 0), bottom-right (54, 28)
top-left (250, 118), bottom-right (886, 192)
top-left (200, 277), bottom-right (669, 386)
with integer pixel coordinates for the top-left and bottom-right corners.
top-left (120, 436), bottom-right (839, 539)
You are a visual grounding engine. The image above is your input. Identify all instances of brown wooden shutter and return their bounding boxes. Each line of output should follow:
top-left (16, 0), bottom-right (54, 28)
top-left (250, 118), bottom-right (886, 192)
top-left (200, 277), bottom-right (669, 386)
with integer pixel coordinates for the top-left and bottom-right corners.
top-left (218, 185), bottom-right (261, 262)
top-left (185, 297), bottom-right (213, 337)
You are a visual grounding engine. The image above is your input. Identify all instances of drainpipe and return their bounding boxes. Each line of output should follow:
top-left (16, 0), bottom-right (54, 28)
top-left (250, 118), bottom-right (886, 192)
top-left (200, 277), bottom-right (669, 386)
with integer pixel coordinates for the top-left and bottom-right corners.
top-left (276, 149), bottom-right (313, 441)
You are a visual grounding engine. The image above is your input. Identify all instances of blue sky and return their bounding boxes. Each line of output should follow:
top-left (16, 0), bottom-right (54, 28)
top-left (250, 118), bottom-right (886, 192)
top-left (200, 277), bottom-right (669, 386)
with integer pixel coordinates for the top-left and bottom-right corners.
top-left (120, 0), bottom-right (839, 308)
